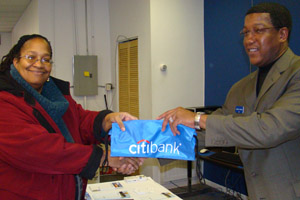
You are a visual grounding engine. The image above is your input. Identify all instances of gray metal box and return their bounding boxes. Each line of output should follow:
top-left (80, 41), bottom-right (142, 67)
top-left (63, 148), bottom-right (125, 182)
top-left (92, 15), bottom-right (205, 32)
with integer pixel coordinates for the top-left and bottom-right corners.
top-left (73, 55), bottom-right (98, 96)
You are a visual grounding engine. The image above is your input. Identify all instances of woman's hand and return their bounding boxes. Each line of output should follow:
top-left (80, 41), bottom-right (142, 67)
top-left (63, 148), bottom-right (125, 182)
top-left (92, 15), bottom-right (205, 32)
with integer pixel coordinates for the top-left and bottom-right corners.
top-left (113, 157), bottom-right (146, 175)
top-left (157, 107), bottom-right (196, 136)
top-left (102, 112), bottom-right (138, 132)
top-left (101, 150), bottom-right (145, 174)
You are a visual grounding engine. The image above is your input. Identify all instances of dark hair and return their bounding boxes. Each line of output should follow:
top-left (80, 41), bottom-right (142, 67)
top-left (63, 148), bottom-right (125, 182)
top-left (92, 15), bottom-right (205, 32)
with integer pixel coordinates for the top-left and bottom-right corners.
top-left (0, 34), bottom-right (52, 72)
top-left (246, 2), bottom-right (292, 41)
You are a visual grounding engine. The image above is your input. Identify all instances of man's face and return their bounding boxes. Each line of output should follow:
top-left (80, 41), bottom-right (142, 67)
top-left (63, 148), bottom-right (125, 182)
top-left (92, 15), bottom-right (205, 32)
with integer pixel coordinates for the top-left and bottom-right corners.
top-left (242, 13), bottom-right (287, 67)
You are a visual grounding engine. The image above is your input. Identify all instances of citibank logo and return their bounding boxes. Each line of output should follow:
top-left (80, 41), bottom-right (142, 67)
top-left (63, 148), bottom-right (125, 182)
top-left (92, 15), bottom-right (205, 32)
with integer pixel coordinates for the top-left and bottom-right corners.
top-left (129, 139), bottom-right (182, 155)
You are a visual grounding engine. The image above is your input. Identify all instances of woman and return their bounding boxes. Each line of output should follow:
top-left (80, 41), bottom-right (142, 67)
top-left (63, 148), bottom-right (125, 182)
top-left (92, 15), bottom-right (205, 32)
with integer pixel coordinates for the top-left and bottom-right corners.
top-left (0, 34), bottom-right (142, 200)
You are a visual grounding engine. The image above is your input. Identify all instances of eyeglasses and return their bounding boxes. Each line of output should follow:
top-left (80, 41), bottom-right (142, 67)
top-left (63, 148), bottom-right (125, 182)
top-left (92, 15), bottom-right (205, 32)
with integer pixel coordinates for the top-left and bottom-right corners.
top-left (19, 54), bottom-right (53, 65)
top-left (240, 27), bottom-right (279, 37)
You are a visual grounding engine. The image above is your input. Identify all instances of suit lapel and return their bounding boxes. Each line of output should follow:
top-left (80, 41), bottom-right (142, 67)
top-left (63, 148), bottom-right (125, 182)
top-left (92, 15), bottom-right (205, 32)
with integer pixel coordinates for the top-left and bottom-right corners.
top-left (245, 71), bottom-right (258, 111)
top-left (254, 48), bottom-right (294, 110)
top-left (255, 67), bottom-right (281, 104)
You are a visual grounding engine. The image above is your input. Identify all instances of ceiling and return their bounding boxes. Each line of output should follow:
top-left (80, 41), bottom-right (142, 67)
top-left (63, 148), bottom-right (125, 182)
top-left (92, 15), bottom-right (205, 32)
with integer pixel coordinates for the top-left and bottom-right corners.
top-left (0, 0), bottom-right (31, 32)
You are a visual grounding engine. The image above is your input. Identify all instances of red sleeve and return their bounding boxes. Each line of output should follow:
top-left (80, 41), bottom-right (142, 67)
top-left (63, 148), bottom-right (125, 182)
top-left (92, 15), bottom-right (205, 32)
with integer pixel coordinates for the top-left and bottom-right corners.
top-left (63, 95), bottom-right (113, 145)
top-left (0, 92), bottom-right (99, 177)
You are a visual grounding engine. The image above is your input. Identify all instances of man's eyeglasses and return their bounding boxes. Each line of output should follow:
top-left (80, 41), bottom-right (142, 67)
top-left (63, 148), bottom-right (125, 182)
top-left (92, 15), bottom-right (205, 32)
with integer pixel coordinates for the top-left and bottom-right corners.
top-left (19, 55), bottom-right (53, 65)
top-left (240, 27), bottom-right (279, 37)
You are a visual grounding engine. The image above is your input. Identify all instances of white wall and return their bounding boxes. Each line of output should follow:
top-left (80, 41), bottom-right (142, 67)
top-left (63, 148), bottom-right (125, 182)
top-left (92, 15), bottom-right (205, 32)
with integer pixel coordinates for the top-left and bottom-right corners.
top-left (12, 0), bottom-right (39, 44)
top-left (109, 0), bottom-right (152, 120)
top-left (0, 33), bottom-right (12, 59)
top-left (149, 0), bottom-right (204, 183)
top-left (151, 0), bottom-right (205, 118)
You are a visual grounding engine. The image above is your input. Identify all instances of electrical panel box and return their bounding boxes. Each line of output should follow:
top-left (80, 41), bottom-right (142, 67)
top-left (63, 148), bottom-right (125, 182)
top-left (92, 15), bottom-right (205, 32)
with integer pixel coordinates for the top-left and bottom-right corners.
top-left (73, 55), bottom-right (98, 96)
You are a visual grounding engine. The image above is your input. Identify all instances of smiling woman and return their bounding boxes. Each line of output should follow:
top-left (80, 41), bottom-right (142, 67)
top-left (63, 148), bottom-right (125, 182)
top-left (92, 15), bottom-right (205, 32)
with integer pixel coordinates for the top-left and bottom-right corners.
top-left (0, 34), bottom-right (144, 200)
top-left (13, 37), bottom-right (53, 93)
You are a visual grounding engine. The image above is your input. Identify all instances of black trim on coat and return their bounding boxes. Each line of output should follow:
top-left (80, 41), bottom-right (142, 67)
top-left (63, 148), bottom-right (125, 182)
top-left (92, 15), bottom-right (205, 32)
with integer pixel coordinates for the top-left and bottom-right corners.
top-left (32, 108), bottom-right (56, 133)
top-left (93, 109), bottom-right (113, 141)
top-left (51, 76), bottom-right (70, 95)
top-left (79, 145), bottom-right (103, 179)
top-left (0, 70), bottom-right (26, 97)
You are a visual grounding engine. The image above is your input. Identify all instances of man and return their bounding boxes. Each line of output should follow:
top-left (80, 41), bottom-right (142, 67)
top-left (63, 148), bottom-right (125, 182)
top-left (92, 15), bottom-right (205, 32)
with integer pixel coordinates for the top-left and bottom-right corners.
top-left (158, 2), bottom-right (300, 199)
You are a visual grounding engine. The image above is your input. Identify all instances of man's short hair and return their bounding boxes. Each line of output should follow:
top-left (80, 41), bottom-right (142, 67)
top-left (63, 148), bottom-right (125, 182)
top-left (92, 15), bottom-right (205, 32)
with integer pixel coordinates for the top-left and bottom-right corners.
top-left (246, 2), bottom-right (292, 41)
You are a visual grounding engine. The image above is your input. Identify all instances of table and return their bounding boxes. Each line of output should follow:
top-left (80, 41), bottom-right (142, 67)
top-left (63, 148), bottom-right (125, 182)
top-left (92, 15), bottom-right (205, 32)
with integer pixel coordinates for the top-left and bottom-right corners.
top-left (85, 175), bottom-right (182, 200)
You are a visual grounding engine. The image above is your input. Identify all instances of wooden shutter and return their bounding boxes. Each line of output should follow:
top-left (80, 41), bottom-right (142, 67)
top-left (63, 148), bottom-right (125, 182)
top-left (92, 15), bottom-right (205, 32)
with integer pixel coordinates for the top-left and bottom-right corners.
top-left (118, 39), bottom-right (139, 118)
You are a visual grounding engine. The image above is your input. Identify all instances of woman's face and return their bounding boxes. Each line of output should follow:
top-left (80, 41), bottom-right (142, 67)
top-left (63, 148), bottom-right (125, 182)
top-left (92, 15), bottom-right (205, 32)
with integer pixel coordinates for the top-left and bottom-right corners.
top-left (13, 37), bottom-right (52, 93)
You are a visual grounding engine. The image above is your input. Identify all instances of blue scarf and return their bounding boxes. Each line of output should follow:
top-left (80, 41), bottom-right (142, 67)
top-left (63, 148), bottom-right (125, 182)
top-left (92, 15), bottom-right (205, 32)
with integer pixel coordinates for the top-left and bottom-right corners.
top-left (10, 64), bottom-right (74, 142)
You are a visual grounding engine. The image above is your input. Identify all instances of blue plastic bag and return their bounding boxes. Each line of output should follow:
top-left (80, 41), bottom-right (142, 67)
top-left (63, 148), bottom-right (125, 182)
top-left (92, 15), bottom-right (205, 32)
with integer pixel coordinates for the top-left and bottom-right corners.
top-left (109, 120), bottom-right (196, 160)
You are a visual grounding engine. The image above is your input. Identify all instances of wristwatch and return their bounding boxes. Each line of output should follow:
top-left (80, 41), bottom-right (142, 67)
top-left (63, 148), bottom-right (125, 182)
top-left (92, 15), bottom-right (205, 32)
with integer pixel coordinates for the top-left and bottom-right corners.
top-left (194, 112), bottom-right (204, 131)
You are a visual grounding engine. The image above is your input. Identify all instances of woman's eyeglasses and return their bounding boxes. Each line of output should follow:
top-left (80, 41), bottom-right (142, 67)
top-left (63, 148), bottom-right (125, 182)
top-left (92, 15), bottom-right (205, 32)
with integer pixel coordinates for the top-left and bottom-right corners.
top-left (19, 54), bottom-right (53, 65)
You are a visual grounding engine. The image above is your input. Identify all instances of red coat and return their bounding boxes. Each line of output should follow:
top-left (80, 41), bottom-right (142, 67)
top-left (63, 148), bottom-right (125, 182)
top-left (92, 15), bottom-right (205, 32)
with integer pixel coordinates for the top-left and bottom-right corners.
top-left (0, 74), bottom-right (111, 200)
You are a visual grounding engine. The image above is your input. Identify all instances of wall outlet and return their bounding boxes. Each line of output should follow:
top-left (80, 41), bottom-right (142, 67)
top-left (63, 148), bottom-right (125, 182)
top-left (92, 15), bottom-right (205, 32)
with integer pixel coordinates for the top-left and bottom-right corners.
top-left (105, 83), bottom-right (113, 91)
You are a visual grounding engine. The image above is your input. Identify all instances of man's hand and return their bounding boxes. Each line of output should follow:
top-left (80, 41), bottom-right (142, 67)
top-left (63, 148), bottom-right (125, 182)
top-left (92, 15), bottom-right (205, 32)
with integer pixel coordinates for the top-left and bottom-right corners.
top-left (157, 107), bottom-right (196, 135)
